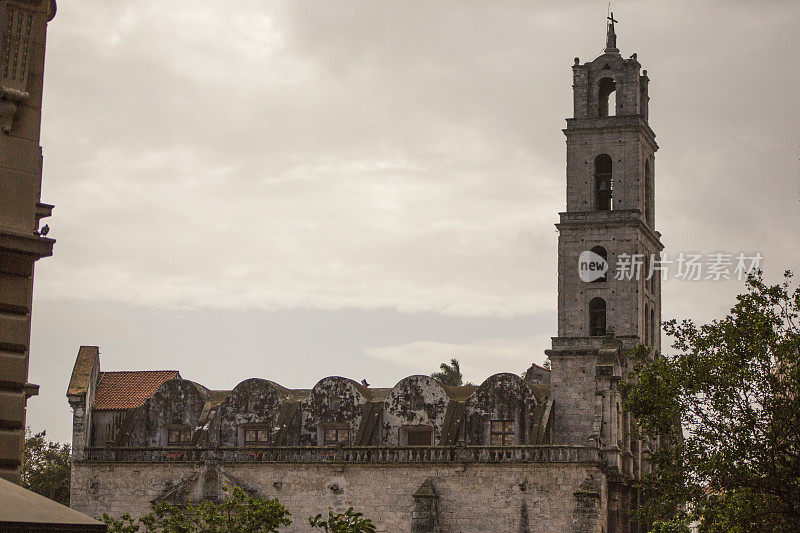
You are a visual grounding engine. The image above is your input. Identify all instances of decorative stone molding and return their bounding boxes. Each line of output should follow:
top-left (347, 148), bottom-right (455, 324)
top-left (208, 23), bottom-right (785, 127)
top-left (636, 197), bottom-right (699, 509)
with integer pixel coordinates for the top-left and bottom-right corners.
top-left (0, 0), bottom-right (58, 133)
top-left (0, 85), bottom-right (28, 132)
top-left (572, 476), bottom-right (601, 533)
top-left (411, 478), bottom-right (440, 533)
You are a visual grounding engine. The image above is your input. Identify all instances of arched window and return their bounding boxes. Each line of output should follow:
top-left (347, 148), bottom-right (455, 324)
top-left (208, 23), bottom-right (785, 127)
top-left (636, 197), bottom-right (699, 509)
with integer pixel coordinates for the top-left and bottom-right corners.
top-left (590, 246), bottom-right (608, 282)
top-left (589, 297), bottom-right (607, 336)
top-left (644, 160), bottom-right (653, 225)
top-left (598, 77), bottom-right (616, 117)
top-left (594, 155), bottom-right (613, 211)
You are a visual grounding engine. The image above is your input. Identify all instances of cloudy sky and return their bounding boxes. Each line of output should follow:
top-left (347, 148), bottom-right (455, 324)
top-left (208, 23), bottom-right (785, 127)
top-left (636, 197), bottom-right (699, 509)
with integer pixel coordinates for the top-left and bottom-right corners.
top-left (28, 0), bottom-right (799, 443)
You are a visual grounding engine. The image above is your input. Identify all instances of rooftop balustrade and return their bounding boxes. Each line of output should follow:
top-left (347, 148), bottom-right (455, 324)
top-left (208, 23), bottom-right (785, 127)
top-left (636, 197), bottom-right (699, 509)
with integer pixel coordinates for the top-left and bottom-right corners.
top-left (82, 445), bottom-right (600, 465)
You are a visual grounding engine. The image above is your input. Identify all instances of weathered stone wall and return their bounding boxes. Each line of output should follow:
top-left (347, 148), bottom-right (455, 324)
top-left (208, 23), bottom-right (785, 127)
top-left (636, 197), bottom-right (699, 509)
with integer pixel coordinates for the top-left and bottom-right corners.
top-left (90, 410), bottom-right (125, 447)
top-left (72, 461), bottom-right (608, 533)
top-left (549, 352), bottom-right (599, 446)
top-left (557, 220), bottom-right (654, 340)
top-left (383, 375), bottom-right (449, 446)
top-left (67, 347), bottom-right (100, 461)
top-left (216, 378), bottom-right (288, 447)
top-left (300, 377), bottom-right (369, 446)
top-left (571, 53), bottom-right (645, 120)
top-left (563, 126), bottom-right (656, 217)
top-left (122, 379), bottom-right (208, 447)
top-left (79, 371), bottom-right (553, 450)
top-left (465, 373), bottom-right (536, 445)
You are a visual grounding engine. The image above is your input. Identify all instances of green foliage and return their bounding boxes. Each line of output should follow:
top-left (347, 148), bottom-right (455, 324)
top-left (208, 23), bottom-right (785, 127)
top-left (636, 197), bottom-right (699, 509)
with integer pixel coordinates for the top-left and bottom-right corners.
top-left (21, 428), bottom-right (71, 506)
top-left (309, 507), bottom-right (376, 532)
top-left (102, 513), bottom-right (140, 533)
top-left (431, 358), bottom-right (463, 386)
top-left (625, 271), bottom-right (800, 532)
top-left (102, 486), bottom-right (291, 532)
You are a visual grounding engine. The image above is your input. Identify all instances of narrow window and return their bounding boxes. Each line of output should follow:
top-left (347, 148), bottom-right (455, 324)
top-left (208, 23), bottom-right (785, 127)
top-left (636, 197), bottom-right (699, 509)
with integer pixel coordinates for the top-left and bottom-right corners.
top-left (644, 304), bottom-right (650, 346)
top-left (590, 246), bottom-right (608, 282)
top-left (598, 77), bottom-right (616, 117)
top-left (589, 298), bottom-right (607, 336)
top-left (323, 427), bottom-right (349, 446)
top-left (651, 256), bottom-right (658, 294)
top-left (651, 307), bottom-right (657, 346)
top-left (490, 420), bottom-right (515, 446)
top-left (594, 155), bottom-right (613, 211)
top-left (406, 427), bottom-right (433, 446)
top-left (650, 264), bottom-right (656, 294)
top-left (644, 160), bottom-right (653, 225)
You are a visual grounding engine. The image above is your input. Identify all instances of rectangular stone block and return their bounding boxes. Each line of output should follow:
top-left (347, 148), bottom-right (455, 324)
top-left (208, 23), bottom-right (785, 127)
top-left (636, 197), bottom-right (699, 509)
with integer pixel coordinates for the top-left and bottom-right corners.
top-left (0, 390), bottom-right (25, 427)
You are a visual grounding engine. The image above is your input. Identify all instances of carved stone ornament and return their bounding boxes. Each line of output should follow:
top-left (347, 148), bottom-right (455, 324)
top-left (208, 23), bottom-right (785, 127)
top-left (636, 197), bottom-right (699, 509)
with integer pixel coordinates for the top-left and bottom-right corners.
top-left (0, 0), bottom-right (57, 133)
top-left (0, 86), bottom-right (28, 133)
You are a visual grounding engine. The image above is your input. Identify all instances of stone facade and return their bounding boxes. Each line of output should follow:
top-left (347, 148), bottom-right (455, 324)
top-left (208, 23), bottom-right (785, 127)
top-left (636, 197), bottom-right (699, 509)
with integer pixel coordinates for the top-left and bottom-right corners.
top-left (0, 0), bottom-right (57, 484)
top-left (71, 461), bottom-right (608, 533)
top-left (67, 19), bottom-right (659, 532)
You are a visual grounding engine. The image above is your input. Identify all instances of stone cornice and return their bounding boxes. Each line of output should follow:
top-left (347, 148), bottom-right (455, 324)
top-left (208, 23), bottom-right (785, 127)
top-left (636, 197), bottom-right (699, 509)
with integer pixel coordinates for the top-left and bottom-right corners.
top-left (563, 115), bottom-right (658, 152)
top-left (556, 209), bottom-right (664, 251)
top-left (0, 227), bottom-right (54, 257)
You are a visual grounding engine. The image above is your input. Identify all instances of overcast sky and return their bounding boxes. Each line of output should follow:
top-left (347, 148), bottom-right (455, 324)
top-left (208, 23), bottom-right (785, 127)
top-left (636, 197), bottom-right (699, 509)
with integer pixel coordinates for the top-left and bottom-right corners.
top-left (27, 0), bottom-right (799, 443)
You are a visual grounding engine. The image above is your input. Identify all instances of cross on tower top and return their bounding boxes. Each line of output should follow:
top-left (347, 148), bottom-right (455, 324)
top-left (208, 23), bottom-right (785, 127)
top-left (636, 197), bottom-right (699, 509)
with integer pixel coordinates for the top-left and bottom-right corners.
top-left (605, 10), bottom-right (619, 53)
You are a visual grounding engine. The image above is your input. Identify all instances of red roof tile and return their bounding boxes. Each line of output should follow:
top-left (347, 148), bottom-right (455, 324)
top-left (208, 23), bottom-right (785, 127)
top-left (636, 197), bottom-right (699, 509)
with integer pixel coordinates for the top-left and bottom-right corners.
top-left (93, 370), bottom-right (180, 410)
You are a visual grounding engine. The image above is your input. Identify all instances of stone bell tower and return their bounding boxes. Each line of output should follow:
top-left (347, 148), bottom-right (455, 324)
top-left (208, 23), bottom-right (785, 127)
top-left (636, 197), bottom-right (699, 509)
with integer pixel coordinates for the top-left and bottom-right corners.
top-left (545, 16), bottom-right (664, 530)
top-left (547, 14), bottom-right (663, 449)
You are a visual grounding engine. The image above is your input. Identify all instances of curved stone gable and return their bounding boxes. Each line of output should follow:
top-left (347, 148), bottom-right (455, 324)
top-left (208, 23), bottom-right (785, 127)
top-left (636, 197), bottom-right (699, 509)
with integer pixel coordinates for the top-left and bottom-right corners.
top-left (300, 376), bottom-right (370, 446)
top-left (383, 375), bottom-right (449, 446)
top-left (217, 378), bottom-right (288, 447)
top-left (465, 373), bottom-right (535, 445)
top-left (122, 379), bottom-right (208, 447)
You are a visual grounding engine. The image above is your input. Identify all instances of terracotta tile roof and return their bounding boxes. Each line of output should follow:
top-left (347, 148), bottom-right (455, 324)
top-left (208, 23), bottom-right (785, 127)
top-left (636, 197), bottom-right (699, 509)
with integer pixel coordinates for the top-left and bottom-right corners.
top-left (93, 370), bottom-right (180, 410)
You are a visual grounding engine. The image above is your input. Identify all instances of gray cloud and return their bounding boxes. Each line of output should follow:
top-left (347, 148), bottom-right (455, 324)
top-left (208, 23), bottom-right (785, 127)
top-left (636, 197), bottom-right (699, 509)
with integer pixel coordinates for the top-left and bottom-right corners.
top-left (28, 0), bottom-right (800, 440)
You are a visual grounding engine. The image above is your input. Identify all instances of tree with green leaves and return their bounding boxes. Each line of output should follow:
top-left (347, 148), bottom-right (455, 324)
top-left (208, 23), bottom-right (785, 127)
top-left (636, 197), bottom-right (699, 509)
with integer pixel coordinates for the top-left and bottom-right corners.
top-left (22, 428), bottom-right (71, 506)
top-left (102, 486), bottom-right (292, 532)
top-left (102, 487), bottom-right (378, 533)
top-left (309, 507), bottom-right (376, 532)
top-left (625, 271), bottom-right (800, 532)
top-left (431, 358), bottom-right (464, 386)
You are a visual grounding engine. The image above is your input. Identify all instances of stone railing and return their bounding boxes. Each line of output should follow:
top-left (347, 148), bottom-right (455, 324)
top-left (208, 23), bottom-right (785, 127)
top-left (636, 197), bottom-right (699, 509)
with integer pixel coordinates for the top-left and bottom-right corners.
top-left (83, 447), bottom-right (205, 463)
top-left (82, 445), bottom-right (600, 465)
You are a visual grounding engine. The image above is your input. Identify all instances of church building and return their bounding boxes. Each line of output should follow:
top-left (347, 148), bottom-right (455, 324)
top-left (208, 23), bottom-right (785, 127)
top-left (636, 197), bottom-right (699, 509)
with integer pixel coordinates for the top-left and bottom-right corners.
top-left (67, 18), bottom-right (661, 533)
